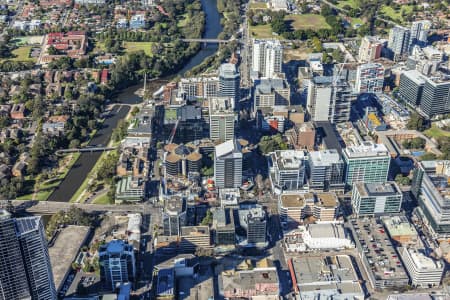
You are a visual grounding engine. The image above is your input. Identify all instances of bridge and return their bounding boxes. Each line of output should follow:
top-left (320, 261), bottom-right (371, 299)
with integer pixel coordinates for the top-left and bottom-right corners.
top-left (181, 38), bottom-right (232, 44)
top-left (55, 146), bottom-right (117, 156)
top-left (2, 200), bottom-right (146, 214)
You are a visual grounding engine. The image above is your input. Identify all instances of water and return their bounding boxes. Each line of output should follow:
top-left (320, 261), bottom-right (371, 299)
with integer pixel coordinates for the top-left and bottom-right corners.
top-left (46, 0), bottom-right (223, 202)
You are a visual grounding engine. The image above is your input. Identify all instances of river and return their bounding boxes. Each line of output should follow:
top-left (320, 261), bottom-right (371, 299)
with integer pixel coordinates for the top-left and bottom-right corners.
top-left (47, 0), bottom-right (222, 202)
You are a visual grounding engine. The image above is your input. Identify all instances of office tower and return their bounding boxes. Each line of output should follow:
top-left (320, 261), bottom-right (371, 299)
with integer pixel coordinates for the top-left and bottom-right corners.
top-left (253, 78), bottom-right (290, 111)
top-left (180, 226), bottom-right (211, 252)
top-left (214, 139), bottom-right (242, 189)
top-left (358, 36), bottom-right (383, 63)
top-left (164, 143), bottom-right (202, 178)
top-left (412, 160), bottom-right (450, 237)
top-left (388, 26), bottom-right (411, 61)
top-left (15, 217), bottom-right (57, 300)
top-left (0, 210), bottom-right (31, 300)
top-left (99, 240), bottom-right (136, 291)
top-left (308, 149), bottom-right (345, 191)
top-left (291, 122), bottom-right (315, 150)
top-left (0, 211), bottom-right (57, 300)
top-left (209, 97), bottom-right (235, 142)
top-left (398, 70), bottom-right (426, 106)
top-left (410, 20), bottom-right (431, 49)
top-left (238, 204), bottom-right (267, 245)
top-left (351, 182), bottom-right (402, 215)
top-left (213, 208), bottom-right (236, 246)
top-left (163, 196), bottom-right (186, 236)
top-left (306, 76), bottom-right (352, 123)
top-left (419, 77), bottom-right (450, 118)
top-left (252, 39), bottom-right (283, 78)
top-left (354, 63), bottom-right (384, 94)
top-left (218, 63), bottom-right (240, 107)
top-left (268, 150), bottom-right (306, 191)
top-left (343, 142), bottom-right (390, 187)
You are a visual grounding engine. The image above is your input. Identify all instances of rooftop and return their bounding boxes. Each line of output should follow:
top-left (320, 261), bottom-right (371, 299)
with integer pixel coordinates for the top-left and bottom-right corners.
top-left (180, 226), bottom-right (209, 236)
top-left (343, 142), bottom-right (389, 159)
top-left (307, 223), bottom-right (346, 240)
top-left (280, 193), bottom-right (309, 208)
top-left (354, 182), bottom-right (401, 197)
top-left (402, 69), bottom-right (427, 85)
top-left (255, 78), bottom-right (288, 94)
top-left (291, 255), bottom-right (362, 295)
top-left (15, 216), bottom-right (41, 236)
top-left (382, 216), bottom-right (418, 238)
top-left (403, 247), bottom-right (444, 270)
top-left (215, 139), bottom-right (241, 158)
top-left (309, 149), bottom-right (342, 167)
top-left (270, 150), bottom-right (306, 170)
top-left (49, 225), bottom-right (90, 291)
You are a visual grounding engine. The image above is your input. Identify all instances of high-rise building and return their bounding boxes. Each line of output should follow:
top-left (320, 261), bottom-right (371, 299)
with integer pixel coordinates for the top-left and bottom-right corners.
top-left (358, 36), bottom-right (383, 63)
top-left (214, 139), bottom-right (242, 189)
top-left (412, 160), bottom-right (450, 237)
top-left (343, 142), bottom-right (390, 187)
top-left (212, 208), bottom-right (235, 246)
top-left (238, 204), bottom-right (267, 246)
top-left (410, 20), bottom-right (431, 49)
top-left (388, 26), bottom-right (411, 61)
top-left (355, 63), bottom-right (384, 94)
top-left (419, 77), bottom-right (450, 118)
top-left (99, 240), bottom-right (136, 291)
top-left (15, 217), bottom-right (57, 300)
top-left (209, 97), bottom-right (235, 142)
top-left (308, 149), bottom-right (345, 191)
top-left (351, 182), bottom-right (402, 215)
top-left (398, 70), bottom-right (426, 106)
top-left (252, 39), bottom-right (283, 78)
top-left (268, 150), bottom-right (307, 191)
top-left (218, 63), bottom-right (240, 107)
top-left (0, 211), bottom-right (57, 300)
top-left (0, 210), bottom-right (31, 300)
top-left (306, 76), bottom-right (352, 123)
top-left (253, 78), bottom-right (290, 111)
top-left (163, 196), bottom-right (186, 236)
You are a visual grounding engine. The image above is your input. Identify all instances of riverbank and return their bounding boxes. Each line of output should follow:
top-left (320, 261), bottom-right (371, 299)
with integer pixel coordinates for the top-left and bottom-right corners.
top-left (44, 0), bottom-right (223, 202)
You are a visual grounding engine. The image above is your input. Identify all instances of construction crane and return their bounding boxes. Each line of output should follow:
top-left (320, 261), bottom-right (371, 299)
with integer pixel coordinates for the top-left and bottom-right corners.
top-left (166, 117), bottom-right (180, 145)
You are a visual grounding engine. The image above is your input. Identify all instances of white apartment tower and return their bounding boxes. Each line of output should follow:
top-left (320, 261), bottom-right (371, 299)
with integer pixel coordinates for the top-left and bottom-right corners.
top-left (209, 97), bottom-right (235, 142)
top-left (410, 20), bottom-right (431, 49)
top-left (252, 39), bottom-right (283, 78)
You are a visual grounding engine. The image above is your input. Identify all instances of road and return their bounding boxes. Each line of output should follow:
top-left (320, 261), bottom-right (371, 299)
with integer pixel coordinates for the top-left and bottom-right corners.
top-left (47, 105), bottom-right (130, 202)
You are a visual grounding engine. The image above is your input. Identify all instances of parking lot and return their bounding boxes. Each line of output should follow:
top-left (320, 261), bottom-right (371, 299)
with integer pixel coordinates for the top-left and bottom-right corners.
top-left (350, 217), bottom-right (409, 289)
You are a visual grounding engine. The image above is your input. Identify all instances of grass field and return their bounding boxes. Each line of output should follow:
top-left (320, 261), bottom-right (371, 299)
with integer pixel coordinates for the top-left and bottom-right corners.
top-left (380, 5), bottom-right (414, 22)
top-left (249, 1), bottom-right (267, 9)
top-left (123, 42), bottom-right (154, 56)
top-left (1, 46), bottom-right (36, 62)
top-left (249, 24), bottom-right (280, 39)
top-left (93, 193), bottom-right (113, 205)
top-left (336, 0), bottom-right (359, 9)
top-left (285, 14), bottom-right (331, 30)
top-left (424, 126), bottom-right (450, 139)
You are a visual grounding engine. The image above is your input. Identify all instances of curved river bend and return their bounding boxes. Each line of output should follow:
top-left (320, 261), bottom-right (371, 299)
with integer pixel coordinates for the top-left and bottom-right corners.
top-left (47, 0), bottom-right (222, 202)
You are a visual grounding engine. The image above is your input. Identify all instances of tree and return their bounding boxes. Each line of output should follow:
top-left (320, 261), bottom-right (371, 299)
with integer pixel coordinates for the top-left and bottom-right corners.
top-left (201, 210), bottom-right (213, 226)
top-left (406, 113), bottom-right (427, 131)
top-left (395, 174), bottom-right (411, 186)
top-left (47, 45), bottom-right (58, 55)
